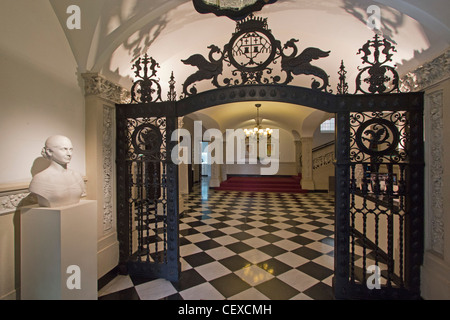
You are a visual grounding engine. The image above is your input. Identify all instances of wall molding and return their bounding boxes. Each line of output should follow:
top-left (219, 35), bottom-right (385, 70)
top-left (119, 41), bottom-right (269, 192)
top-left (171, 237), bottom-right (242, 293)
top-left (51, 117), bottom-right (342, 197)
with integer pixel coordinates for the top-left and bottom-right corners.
top-left (0, 191), bottom-right (36, 215)
top-left (401, 49), bottom-right (450, 92)
top-left (82, 73), bottom-right (131, 104)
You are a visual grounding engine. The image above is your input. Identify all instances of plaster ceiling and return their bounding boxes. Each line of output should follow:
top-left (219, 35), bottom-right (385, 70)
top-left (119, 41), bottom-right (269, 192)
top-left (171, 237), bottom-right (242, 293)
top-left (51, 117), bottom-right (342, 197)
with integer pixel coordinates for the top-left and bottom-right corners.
top-left (49, 0), bottom-right (450, 136)
top-left (190, 101), bottom-right (330, 136)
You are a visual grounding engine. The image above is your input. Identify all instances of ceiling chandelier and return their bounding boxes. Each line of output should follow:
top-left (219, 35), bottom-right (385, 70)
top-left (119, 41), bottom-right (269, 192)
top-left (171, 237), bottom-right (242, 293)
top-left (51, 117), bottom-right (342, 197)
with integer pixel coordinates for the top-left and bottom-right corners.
top-left (193, 0), bottom-right (278, 20)
top-left (244, 104), bottom-right (273, 138)
top-left (204, 0), bottom-right (259, 10)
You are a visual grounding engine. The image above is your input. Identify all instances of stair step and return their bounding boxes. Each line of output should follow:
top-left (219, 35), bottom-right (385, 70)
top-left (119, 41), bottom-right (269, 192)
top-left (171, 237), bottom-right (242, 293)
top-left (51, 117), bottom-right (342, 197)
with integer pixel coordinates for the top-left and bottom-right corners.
top-left (215, 175), bottom-right (307, 193)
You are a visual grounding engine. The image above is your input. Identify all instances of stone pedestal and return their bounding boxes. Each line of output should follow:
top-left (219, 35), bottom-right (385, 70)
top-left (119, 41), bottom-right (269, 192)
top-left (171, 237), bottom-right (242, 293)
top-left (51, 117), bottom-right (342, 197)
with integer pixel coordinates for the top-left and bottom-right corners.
top-left (21, 200), bottom-right (97, 300)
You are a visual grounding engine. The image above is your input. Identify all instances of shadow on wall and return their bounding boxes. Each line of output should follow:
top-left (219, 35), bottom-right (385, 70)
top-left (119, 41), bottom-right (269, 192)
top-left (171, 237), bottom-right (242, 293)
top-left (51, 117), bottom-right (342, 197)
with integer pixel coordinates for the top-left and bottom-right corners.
top-left (10, 157), bottom-right (50, 299)
top-left (30, 157), bottom-right (50, 178)
top-left (100, 0), bottom-right (170, 85)
top-left (340, 0), bottom-right (405, 44)
top-left (12, 196), bottom-right (37, 300)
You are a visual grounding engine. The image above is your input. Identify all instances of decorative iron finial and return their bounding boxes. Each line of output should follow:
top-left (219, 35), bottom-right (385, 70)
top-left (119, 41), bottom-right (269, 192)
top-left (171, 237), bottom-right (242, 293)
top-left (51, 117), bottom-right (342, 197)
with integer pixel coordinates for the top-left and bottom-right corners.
top-left (337, 60), bottom-right (349, 95)
top-left (355, 34), bottom-right (400, 94)
top-left (167, 71), bottom-right (177, 102)
top-left (131, 54), bottom-right (162, 103)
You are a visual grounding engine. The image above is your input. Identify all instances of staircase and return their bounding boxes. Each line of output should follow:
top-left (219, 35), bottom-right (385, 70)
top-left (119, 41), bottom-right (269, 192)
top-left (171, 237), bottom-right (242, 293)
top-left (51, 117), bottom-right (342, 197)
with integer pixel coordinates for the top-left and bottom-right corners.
top-left (214, 174), bottom-right (307, 193)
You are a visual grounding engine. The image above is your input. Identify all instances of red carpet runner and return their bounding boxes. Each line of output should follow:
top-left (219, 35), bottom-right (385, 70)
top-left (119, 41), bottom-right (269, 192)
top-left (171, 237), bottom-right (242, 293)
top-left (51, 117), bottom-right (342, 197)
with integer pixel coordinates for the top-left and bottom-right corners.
top-left (214, 175), bottom-right (308, 193)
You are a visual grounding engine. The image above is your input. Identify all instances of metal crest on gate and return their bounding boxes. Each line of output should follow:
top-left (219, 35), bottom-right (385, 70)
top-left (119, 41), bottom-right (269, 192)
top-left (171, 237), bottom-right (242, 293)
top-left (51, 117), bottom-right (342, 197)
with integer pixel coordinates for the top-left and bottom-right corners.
top-left (180, 14), bottom-right (331, 97)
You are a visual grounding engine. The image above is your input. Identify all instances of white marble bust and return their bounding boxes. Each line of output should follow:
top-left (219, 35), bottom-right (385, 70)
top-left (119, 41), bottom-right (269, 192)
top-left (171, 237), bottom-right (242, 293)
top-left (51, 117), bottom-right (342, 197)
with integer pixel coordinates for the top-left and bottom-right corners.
top-left (29, 135), bottom-right (85, 208)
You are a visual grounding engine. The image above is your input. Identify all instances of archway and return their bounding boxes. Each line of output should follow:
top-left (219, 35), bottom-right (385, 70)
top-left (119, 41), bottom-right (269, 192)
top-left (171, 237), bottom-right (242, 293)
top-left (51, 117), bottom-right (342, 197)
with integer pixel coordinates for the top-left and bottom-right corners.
top-left (115, 15), bottom-right (424, 299)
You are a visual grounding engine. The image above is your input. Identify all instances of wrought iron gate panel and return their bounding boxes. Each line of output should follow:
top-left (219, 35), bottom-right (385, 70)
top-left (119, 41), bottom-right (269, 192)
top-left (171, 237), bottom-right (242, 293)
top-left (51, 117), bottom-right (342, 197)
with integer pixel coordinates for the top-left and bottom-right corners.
top-left (116, 105), bottom-right (180, 281)
top-left (334, 97), bottom-right (424, 299)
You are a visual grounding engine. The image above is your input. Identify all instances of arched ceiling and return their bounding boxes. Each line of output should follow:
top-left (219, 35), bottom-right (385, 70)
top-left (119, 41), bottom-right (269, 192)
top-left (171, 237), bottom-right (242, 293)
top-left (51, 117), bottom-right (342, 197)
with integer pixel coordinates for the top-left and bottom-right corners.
top-left (189, 101), bottom-right (330, 136)
top-left (50, 0), bottom-right (450, 135)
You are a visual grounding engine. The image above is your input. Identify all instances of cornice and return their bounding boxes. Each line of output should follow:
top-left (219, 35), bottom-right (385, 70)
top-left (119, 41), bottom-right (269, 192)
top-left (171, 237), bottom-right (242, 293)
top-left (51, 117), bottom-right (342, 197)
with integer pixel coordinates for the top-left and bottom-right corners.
top-left (82, 73), bottom-right (131, 104)
top-left (401, 49), bottom-right (450, 92)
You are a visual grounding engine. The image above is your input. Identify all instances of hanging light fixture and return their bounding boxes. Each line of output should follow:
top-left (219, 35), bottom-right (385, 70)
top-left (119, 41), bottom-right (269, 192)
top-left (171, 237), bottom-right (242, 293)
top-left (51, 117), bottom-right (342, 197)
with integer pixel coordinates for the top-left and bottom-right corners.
top-left (244, 103), bottom-right (273, 138)
top-left (210, 0), bottom-right (258, 10)
top-left (193, 0), bottom-right (278, 20)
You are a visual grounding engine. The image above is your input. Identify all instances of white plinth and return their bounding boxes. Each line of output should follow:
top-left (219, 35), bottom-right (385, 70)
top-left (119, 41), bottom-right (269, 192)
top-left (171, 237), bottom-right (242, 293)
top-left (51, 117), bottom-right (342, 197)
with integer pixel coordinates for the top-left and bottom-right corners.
top-left (21, 200), bottom-right (98, 300)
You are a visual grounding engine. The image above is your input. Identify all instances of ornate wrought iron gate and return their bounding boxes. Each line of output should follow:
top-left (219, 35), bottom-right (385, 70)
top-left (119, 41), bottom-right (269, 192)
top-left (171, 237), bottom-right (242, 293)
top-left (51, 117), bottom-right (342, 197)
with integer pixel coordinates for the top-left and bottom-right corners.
top-left (116, 101), bottom-right (180, 281)
top-left (332, 35), bottom-right (424, 299)
top-left (115, 15), bottom-right (424, 299)
top-left (334, 93), bottom-right (424, 299)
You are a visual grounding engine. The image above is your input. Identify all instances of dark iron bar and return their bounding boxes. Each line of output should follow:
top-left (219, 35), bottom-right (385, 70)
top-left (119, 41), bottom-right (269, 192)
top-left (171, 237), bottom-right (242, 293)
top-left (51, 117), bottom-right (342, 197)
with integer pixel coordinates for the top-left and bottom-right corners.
top-left (162, 162), bottom-right (168, 263)
top-left (399, 213), bottom-right (405, 287)
top-left (127, 161), bottom-right (134, 260)
top-left (350, 164), bottom-right (356, 283)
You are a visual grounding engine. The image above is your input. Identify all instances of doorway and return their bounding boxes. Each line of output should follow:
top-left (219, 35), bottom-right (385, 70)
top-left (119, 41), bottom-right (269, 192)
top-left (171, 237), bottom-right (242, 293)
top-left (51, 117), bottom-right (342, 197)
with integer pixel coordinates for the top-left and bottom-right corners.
top-left (201, 141), bottom-right (211, 178)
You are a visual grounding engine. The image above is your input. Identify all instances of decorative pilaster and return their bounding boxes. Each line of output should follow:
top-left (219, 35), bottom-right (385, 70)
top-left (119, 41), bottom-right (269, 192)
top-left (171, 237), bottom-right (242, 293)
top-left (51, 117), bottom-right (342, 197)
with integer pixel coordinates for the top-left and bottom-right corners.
top-left (102, 106), bottom-right (114, 232)
top-left (300, 137), bottom-right (314, 190)
top-left (427, 91), bottom-right (444, 255)
top-left (294, 140), bottom-right (302, 174)
top-left (82, 72), bottom-right (130, 278)
top-left (209, 162), bottom-right (222, 188)
top-left (399, 49), bottom-right (450, 257)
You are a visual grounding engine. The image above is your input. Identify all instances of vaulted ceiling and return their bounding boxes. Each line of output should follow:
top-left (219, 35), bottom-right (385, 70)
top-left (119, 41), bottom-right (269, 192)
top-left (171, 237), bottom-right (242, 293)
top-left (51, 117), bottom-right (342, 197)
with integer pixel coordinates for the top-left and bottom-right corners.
top-left (50, 0), bottom-right (450, 137)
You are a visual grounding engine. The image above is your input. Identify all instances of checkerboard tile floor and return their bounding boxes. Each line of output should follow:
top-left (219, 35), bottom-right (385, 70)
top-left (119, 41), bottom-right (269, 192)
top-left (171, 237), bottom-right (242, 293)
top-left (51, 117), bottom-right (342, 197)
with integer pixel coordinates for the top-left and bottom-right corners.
top-left (99, 182), bottom-right (336, 300)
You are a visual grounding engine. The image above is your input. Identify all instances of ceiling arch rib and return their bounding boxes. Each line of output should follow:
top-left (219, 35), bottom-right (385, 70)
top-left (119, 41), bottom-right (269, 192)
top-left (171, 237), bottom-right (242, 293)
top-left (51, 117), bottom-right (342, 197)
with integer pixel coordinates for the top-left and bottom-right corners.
top-left (372, 0), bottom-right (450, 41)
top-left (91, 0), bottom-right (187, 72)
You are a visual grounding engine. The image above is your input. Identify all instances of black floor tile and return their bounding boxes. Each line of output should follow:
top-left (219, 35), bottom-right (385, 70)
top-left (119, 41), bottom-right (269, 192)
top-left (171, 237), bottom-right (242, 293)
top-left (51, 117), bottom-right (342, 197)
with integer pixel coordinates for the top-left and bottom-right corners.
top-left (296, 261), bottom-right (334, 281)
top-left (183, 251), bottom-right (215, 267)
top-left (225, 241), bottom-right (254, 254)
top-left (254, 278), bottom-right (299, 300)
top-left (210, 273), bottom-right (251, 298)
top-left (302, 282), bottom-right (334, 300)
top-left (173, 269), bottom-right (207, 292)
top-left (99, 287), bottom-right (140, 300)
top-left (257, 258), bottom-right (292, 276)
top-left (291, 246), bottom-right (323, 260)
top-left (258, 244), bottom-right (288, 257)
top-left (218, 255), bottom-right (252, 272)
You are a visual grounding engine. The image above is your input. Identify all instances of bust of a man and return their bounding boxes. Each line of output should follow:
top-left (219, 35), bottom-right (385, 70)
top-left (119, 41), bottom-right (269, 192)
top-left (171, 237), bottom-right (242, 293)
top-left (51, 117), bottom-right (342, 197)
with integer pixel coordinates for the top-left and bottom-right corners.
top-left (29, 135), bottom-right (85, 207)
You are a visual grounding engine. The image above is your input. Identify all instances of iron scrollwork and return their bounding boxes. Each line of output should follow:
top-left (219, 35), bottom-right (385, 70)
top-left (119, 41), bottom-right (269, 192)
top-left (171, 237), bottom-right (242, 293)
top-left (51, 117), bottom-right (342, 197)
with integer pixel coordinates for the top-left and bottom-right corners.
top-left (127, 117), bottom-right (167, 161)
top-left (181, 15), bottom-right (331, 97)
top-left (350, 111), bottom-right (407, 163)
top-left (131, 54), bottom-right (163, 103)
top-left (355, 34), bottom-right (400, 94)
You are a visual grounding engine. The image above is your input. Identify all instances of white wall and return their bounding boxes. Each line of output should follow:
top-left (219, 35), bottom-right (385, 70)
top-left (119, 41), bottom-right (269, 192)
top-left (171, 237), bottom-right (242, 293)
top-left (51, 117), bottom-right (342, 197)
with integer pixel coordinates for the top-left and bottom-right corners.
top-left (0, 1), bottom-right (85, 185)
top-left (225, 127), bottom-right (296, 176)
top-left (312, 125), bottom-right (335, 149)
top-left (0, 1), bottom-right (85, 299)
top-left (312, 144), bottom-right (335, 190)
